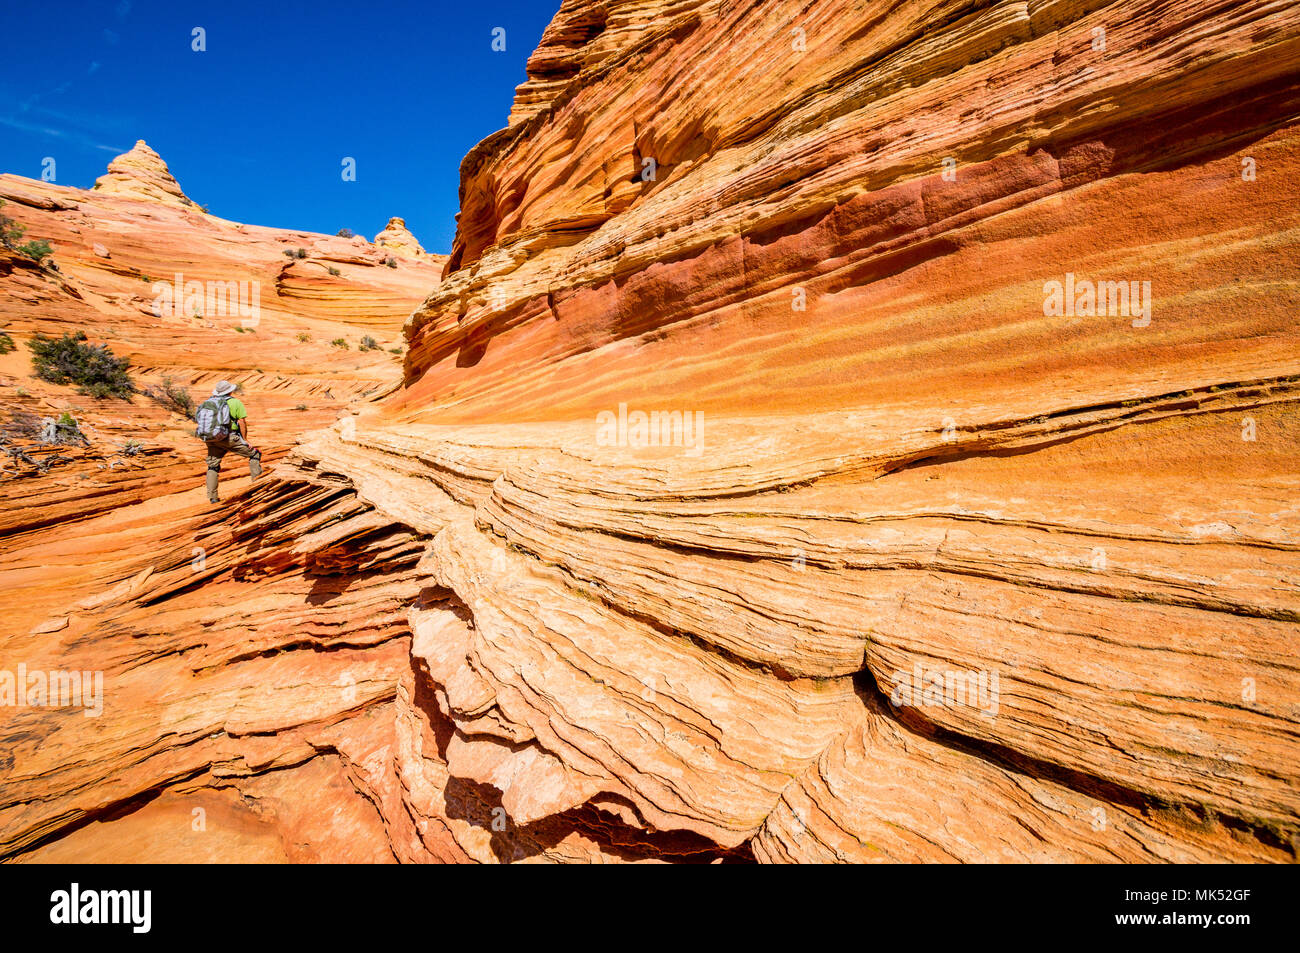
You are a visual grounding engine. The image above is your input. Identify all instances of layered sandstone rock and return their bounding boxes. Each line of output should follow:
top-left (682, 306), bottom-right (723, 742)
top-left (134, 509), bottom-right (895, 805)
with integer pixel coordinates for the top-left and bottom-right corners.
top-left (0, 142), bottom-right (443, 547)
top-left (2, 0), bottom-right (1299, 863)
top-left (373, 217), bottom-right (436, 261)
top-left (92, 139), bottom-right (193, 207)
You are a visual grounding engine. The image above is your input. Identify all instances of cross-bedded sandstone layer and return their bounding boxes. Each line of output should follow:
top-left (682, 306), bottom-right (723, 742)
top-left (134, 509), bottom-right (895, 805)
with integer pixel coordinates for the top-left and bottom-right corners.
top-left (2, 0), bottom-right (1299, 862)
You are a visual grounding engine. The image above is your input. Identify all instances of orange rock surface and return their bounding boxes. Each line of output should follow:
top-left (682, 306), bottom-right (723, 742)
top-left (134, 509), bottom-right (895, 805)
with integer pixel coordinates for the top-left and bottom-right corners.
top-left (2, 0), bottom-right (1299, 863)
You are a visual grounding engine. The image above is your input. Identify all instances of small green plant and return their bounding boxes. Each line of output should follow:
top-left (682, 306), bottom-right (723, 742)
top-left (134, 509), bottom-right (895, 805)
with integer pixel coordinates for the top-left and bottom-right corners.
top-left (336, 228), bottom-right (354, 239)
top-left (0, 331), bottom-right (14, 354)
top-left (296, 332), bottom-right (311, 343)
top-left (388, 347), bottom-right (402, 355)
top-left (283, 249), bottom-right (296, 258)
top-left (296, 247), bottom-right (308, 259)
top-left (27, 331), bottom-right (134, 400)
top-left (293, 403), bottom-right (307, 411)
top-left (199, 205), bottom-right (210, 214)
top-left (330, 338), bottom-right (348, 349)
top-left (359, 335), bottom-right (379, 351)
top-left (139, 274), bottom-right (154, 283)
top-left (35, 411), bottom-right (88, 446)
top-left (384, 256), bottom-right (397, 268)
top-left (0, 200), bottom-right (27, 248)
top-left (17, 239), bottom-right (53, 262)
top-left (123, 439), bottom-right (143, 455)
top-left (145, 376), bottom-right (193, 416)
top-left (327, 266), bottom-right (340, 276)
top-left (16, 387), bottom-right (28, 397)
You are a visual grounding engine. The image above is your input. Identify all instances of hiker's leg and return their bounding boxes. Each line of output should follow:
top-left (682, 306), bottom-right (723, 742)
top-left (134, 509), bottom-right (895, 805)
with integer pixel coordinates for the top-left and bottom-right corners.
top-left (205, 442), bottom-right (227, 503)
top-left (225, 434), bottom-right (262, 479)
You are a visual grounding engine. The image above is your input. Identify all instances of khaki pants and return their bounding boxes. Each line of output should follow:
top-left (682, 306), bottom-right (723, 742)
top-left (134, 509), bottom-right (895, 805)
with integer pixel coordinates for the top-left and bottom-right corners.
top-left (205, 433), bottom-right (262, 502)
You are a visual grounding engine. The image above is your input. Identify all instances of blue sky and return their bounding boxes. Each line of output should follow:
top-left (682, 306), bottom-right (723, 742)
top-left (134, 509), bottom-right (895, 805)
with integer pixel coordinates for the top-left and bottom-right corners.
top-left (0, 0), bottom-right (558, 252)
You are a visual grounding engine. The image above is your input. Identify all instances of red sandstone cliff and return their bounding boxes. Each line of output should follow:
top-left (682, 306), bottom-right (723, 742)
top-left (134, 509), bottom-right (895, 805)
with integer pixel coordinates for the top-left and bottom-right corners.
top-left (2, 0), bottom-right (1299, 862)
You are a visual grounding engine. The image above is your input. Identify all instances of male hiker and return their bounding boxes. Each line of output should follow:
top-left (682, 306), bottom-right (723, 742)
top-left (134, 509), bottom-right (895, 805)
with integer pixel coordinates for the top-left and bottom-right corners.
top-left (195, 380), bottom-right (261, 503)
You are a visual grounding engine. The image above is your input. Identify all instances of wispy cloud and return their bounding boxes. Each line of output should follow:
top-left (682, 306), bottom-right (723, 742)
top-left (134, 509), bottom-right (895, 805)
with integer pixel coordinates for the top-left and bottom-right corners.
top-left (0, 115), bottom-right (125, 154)
top-left (88, 61), bottom-right (101, 75)
top-left (103, 28), bottom-right (120, 45)
top-left (116, 0), bottom-right (132, 16)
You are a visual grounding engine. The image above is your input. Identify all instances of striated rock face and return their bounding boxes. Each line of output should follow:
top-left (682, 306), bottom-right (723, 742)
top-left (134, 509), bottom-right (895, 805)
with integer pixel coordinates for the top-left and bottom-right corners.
top-left (2, 0), bottom-right (1299, 863)
top-left (0, 142), bottom-right (444, 542)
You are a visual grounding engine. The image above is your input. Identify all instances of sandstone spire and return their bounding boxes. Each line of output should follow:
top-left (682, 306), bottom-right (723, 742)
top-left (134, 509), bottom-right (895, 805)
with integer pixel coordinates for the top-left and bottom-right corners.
top-left (92, 139), bottom-right (193, 207)
top-left (373, 216), bottom-right (429, 258)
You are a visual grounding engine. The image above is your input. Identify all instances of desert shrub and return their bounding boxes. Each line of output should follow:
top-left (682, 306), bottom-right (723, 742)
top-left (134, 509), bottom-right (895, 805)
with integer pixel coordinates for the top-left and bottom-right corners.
top-left (296, 332), bottom-right (311, 343)
top-left (336, 228), bottom-right (353, 239)
top-left (123, 440), bottom-right (143, 455)
top-left (359, 335), bottom-right (379, 351)
top-left (27, 331), bottom-right (134, 399)
top-left (327, 266), bottom-right (340, 276)
top-left (0, 331), bottom-right (14, 354)
top-left (0, 200), bottom-right (26, 248)
top-left (17, 239), bottom-right (52, 262)
top-left (294, 403), bottom-right (307, 411)
top-left (144, 376), bottom-right (193, 416)
top-left (296, 247), bottom-right (308, 259)
top-left (3, 408), bottom-right (42, 439)
top-left (388, 347), bottom-right (402, 355)
top-left (45, 411), bottom-right (87, 444)
top-left (384, 256), bottom-right (397, 268)
top-left (330, 338), bottom-right (348, 349)
top-left (283, 249), bottom-right (296, 258)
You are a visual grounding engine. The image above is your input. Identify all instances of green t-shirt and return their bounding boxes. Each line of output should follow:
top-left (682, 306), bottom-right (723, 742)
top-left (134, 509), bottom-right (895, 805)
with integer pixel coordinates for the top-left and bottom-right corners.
top-left (224, 397), bottom-right (247, 420)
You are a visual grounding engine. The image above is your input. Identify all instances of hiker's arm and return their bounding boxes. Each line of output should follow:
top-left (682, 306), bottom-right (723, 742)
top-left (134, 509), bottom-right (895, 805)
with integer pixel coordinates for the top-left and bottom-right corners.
top-left (238, 418), bottom-right (248, 440)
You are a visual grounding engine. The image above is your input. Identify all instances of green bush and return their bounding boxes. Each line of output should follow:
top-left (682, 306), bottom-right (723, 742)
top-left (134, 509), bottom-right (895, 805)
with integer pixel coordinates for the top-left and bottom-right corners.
top-left (283, 249), bottom-right (296, 258)
top-left (384, 256), bottom-right (397, 268)
top-left (294, 403), bottom-right (307, 411)
top-left (17, 239), bottom-right (52, 262)
top-left (330, 338), bottom-right (348, 349)
top-left (359, 335), bottom-right (379, 351)
top-left (145, 376), bottom-right (193, 416)
top-left (0, 331), bottom-right (14, 354)
top-left (297, 332), bottom-right (311, 343)
top-left (388, 347), bottom-right (402, 355)
top-left (0, 200), bottom-right (26, 248)
top-left (327, 266), bottom-right (341, 276)
top-left (27, 331), bottom-right (134, 400)
top-left (336, 228), bottom-right (353, 239)
top-left (296, 247), bottom-right (308, 259)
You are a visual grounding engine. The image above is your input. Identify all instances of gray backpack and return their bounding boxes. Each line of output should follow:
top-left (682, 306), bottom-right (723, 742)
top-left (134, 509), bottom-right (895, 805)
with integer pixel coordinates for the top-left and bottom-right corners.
top-left (195, 395), bottom-right (232, 441)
